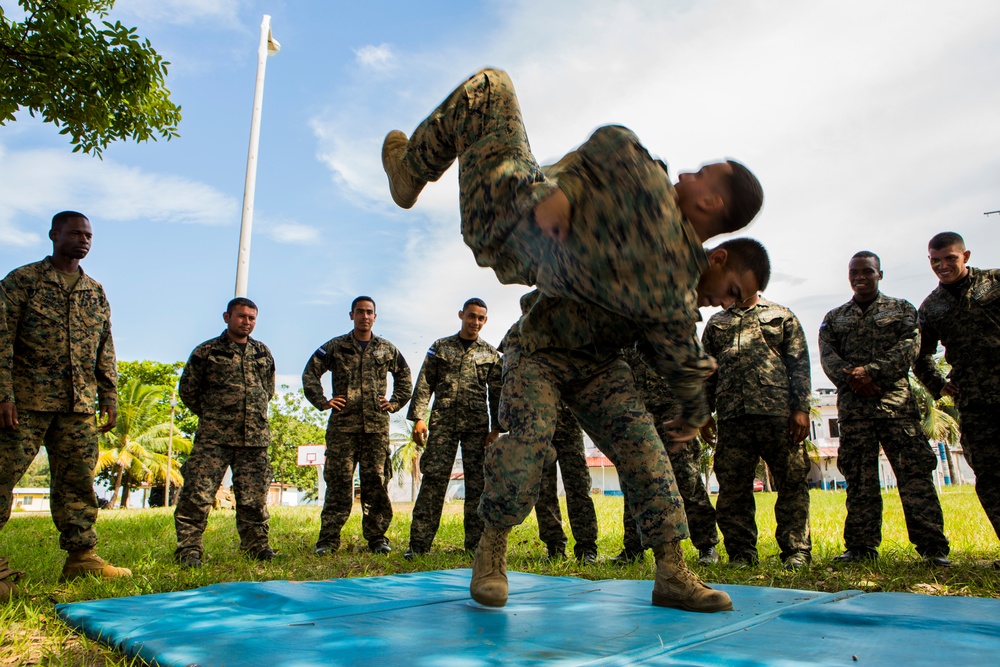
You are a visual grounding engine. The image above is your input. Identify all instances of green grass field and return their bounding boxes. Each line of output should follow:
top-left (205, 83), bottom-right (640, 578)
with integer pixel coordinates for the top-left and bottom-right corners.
top-left (2, 486), bottom-right (998, 666)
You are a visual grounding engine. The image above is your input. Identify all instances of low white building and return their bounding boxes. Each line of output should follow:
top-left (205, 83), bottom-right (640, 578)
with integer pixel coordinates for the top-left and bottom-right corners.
top-left (12, 488), bottom-right (50, 512)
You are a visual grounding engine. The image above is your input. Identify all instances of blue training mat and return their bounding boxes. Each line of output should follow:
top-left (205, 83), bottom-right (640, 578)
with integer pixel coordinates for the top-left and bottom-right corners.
top-left (56, 569), bottom-right (1000, 666)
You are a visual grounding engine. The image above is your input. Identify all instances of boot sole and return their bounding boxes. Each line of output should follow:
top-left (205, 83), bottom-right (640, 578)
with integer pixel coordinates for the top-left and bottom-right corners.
top-left (470, 591), bottom-right (508, 607)
top-left (651, 591), bottom-right (733, 613)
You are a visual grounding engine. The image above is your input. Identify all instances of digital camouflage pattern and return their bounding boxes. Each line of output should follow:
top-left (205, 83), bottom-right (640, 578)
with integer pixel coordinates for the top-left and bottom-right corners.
top-left (0, 257), bottom-right (116, 411)
top-left (174, 444), bottom-right (272, 558)
top-left (820, 292), bottom-right (948, 556)
top-left (915, 267), bottom-right (1000, 409)
top-left (407, 334), bottom-right (501, 552)
top-left (480, 326), bottom-right (688, 549)
top-left (836, 418), bottom-right (948, 556)
top-left (303, 333), bottom-right (411, 434)
top-left (534, 405), bottom-right (598, 556)
top-left (403, 68), bottom-right (714, 427)
top-left (702, 299), bottom-right (811, 562)
top-left (1, 257), bottom-right (116, 553)
top-left (820, 293), bottom-right (922, 420)
top-left (179, 332), bottom-right (276, 448)
top-left (916, 267), bottom-right (1000, 542)
top-left (621, 346), bottom-right (718, 552)
top-left (317, 431), bottom-right (394, 549)
top-left (0, 411), bottom-right (100, 551)
top-left (304, 332), bottom-right (411, 549)
top-left (174, 332), bottom-right (276, 558)
top-left (714, 416), bottom-right (812, 561)
top-left (703, 298), bottom-right (811, 420)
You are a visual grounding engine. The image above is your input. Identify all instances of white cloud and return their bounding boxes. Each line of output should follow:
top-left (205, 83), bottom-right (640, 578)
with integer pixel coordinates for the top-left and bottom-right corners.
top-left (354, 44), bottom-right (395, 71)
top-left (260, 220), bottom-right (321, 245)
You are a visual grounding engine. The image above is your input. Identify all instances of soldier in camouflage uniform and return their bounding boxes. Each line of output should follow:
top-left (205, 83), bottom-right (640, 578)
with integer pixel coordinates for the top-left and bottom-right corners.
top-left (462, 237), bottom-right (769, 611)
top-left (703, 288), bottom-right (812, 569)
top-left (1, 211), bottom-right (130, 594)
top-left (915, 232), bottom-right (998, 565)
top-left (821, 251), bottom-right (950, 565)
top-left (613, 346), bottom-right (720, 566)
top-left (404, 298), bottom-right (501, 558)
top-left (381, 67), bottom-right (763, 327)
top-left (533, 405), bottom-right (599, 562)
top-left (173, 298), bottom-right (277, 567)
top-left (303, 297), bottom-right (412, 554)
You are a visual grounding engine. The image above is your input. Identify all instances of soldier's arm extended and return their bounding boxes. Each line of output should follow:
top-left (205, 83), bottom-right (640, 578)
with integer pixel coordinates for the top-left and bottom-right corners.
top-left (387, 350), bottom-right (412, 413)
top-left (302, 344), bottom-right (332, 410)
top-left (818, 312), bottom-right (850, 392)
top-left (640, 320), bottom-right (715, 429)
top-left (94, 290), bottom-right (118, 409)
top-left (178, 348), bottom-right (206, 417)
top-left (406, 345), bottom-right (440, 422)
top-left (863, 302), bottom-right (920, 387)
top-left (263, 346), bottom-right (277, 400)
top-left (914, 311), bottom-right (947, 399)
top-left (700, 321), bottom-right (720, 415)
top-left (782, 312), bottom-right (812, 413)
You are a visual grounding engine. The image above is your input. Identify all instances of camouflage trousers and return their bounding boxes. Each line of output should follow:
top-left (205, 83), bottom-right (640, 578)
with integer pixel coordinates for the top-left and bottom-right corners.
top-left (837, 418), bottom-right (948, 556)
top-left (534, 407), bottom-right (598, 555)
top-left (0, 410), bottom-right (99, 552)
top-left (318, 431), bottom-right (393, 549)
top-left (623, 428), bottom-right (718, 552)
top-left (404, 68), bottom-right (686, 324)
top-left (480, 344), bottom-right (688, 547)
top-left (715, 416), bottom-right (812, 561)
top-left (174, 443), bottom-right (272, 557)
top-left (960, 408), bottom-right (1000, 542)
top-left (409, 419), bottom-right (488, 552)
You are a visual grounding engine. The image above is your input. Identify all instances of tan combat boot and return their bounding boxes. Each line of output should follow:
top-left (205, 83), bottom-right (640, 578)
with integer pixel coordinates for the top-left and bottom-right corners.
top-left (60, 548), bottom-right (133, 582)
top-left (0, 557), bottom-right (24, 602)
top-left (651, 542), bottom-right (733, 612)
top-left (470, 525), bottom-right (511, 607)
top-left (381, 130), bottom-right (427, 209)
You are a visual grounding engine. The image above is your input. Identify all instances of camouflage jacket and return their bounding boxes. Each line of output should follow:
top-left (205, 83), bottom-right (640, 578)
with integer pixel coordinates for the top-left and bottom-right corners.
top-left (512, 221), bottom-right (715, 428)
top-left (622, 345), bottom-right (680, 421)
top-left (0, 257), bottom-right (116, 413)
top-left (915, 267), bottom-right (1000, 410)
top-left (703, 298), bottom-right (811, 421)
top-left (179, 332), bottom-right (275, 448)
top-left (406, 333), bottom-right (501, 432)
top-left (303, 332), bottom-right (411, 434)
top-left (819, 292), bottom-right (920, 420)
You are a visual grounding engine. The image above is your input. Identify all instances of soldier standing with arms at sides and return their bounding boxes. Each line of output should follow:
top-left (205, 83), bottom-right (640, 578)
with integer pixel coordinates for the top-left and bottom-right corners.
top-left (533, 405), bottom-right (599, 563)
top-left (915, 232), bottom-right (998, 566)
top-left (173, 298), bottom-right (277, 567)
top-left (612, 346), bottom-right (720, 566)
top-left (820, 251), bottom-right (950, 565)
top-left (404, 298), bottom-right (501, 559)
top-left (1, 211), bottom-right (130, 599)
top-left (304, 297), bottom-right (412, 554)
top-left (702, 253), bottom-right (813, 569)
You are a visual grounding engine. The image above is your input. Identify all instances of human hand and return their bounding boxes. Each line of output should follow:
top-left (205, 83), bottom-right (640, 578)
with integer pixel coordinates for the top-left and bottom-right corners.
top-left (843, 367), bottom-right (881, 396)
top-left (413, 420), bottom-right (428, 448)
top-left (699, 415), bottom-right (717, 446)
top-left (328, 395), bottom-right (347, 411)
top-left (98, 404), bottom-right (117, 433)
top-left (662, 417), bottom-right (699, 444)
top-left (378, 397), bottom-right (393, 412)
top-left (0, 402), bottom-right (18, 430)
top-left (534, 189), bottom-right (572, 241)
top-left (484, 429), bottom-right (501, 448)
top-left (788, 410), bottom-right (809, 445)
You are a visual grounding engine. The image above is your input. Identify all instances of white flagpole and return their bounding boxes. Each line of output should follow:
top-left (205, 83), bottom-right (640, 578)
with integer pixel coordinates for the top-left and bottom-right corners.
top-left (235, 15), bottom-right (279, 297)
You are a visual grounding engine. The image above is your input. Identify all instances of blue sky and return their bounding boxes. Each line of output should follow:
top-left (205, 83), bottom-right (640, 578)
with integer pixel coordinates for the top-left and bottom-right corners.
top-left (2, 0), bottom-right (998, 393)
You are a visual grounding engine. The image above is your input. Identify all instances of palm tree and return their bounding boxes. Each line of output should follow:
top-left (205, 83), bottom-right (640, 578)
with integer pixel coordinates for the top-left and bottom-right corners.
top-left (97, 379), bottom-right (192, 507)
top-left (390, 411), bottom-right (426, 501)
top-left (910, 372), bottom-right (961, 484)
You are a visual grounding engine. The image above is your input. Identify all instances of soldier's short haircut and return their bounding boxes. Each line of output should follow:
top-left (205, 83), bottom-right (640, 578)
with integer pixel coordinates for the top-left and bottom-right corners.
top-left (462, 297), bottom-right (487, 312)
top-left (851, 250), bottom-right (881, 270)
top-left (51, 211), bottom-right (88, 230)
top-left (227, 297), bottom-right (258, 314)
top-left (928, 231), bottom-right (965, 251)
top-left (718, 160), bottom-right (764, 234)
top-left (351, 295), bottom-right (376, 312)
top-left (714, 237), bottom-right (771, 292)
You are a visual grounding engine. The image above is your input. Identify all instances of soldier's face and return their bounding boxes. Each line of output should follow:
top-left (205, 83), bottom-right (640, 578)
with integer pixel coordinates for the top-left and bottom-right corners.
top-left (223, 305), bottom-right (257, 341)
top-left (848, 256), bottom-right (882, 300)
top-left (928, 244), bottom-right (970, 284)
top-left (350, 301), bottom-right (376, 334)
top-left (49, 217), bottom-right (93, 260)
top-left (459, 305), bottom-right (488, 340)
top-left (696, 266), bottom-right (758, 308)
top-left (675, 162), bottom-right (732, 221)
